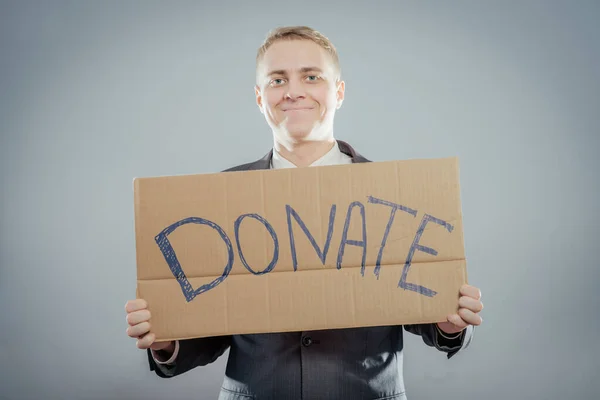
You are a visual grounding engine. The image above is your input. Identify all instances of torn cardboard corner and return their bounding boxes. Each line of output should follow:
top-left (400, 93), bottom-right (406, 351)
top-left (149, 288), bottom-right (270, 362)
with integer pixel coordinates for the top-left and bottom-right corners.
top-left (133, 157), bottom-right (468, 342)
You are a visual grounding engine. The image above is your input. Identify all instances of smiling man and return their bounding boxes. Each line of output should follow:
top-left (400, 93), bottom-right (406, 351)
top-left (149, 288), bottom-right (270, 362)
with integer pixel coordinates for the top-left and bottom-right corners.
top-left (254, 33), bottom-right (345, 168)
top-left (125, 26), bottom-right (484, 400)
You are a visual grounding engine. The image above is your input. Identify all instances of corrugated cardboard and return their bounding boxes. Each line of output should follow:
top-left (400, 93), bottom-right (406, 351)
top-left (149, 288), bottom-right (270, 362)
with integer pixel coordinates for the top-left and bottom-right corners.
top-left (133, 157), bottom-right (467, 342)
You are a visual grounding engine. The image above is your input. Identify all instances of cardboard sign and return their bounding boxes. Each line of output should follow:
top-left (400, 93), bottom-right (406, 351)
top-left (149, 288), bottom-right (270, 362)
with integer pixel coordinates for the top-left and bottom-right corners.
top-left (133, 158), bottom-right (467, 342)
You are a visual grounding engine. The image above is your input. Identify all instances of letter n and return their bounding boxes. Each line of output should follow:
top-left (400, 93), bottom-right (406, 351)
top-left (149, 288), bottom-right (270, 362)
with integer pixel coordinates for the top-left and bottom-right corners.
top-left (286, 204), bottom-right (336, 271)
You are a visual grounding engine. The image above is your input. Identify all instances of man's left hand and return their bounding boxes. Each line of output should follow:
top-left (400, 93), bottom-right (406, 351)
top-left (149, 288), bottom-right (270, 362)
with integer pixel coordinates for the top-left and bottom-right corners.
top-left (437, 284), bottom-right (483, 335)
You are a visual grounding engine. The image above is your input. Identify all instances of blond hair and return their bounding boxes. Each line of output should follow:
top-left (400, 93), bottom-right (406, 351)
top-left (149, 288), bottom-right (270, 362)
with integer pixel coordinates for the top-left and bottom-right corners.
top-left (256, 26), bottom-right (341, 79)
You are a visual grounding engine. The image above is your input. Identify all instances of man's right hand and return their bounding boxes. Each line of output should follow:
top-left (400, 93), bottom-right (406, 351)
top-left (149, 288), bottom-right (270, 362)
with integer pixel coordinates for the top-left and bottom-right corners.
top-left (125, 299), bottom-right (175, 353)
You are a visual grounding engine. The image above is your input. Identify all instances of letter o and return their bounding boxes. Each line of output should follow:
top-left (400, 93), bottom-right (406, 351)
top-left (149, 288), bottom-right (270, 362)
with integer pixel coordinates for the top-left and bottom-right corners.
top-left (234, 213), bottom-right (279, 275)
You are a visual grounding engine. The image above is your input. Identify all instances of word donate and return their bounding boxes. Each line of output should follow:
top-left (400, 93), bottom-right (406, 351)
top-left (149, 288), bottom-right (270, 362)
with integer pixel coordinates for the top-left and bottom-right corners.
top-left (155, 195), bottom-right (454, 303)
top-left (134, 158), bottom-right (467, 340)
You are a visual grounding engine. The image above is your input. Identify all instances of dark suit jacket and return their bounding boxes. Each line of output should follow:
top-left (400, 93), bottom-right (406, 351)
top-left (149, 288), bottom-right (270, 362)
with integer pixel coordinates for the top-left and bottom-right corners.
top-left (147, 140), bottom-right (467, 400)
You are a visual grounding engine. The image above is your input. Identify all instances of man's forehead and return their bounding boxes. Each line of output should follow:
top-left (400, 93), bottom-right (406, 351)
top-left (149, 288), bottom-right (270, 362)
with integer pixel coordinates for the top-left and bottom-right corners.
top-left (258, 40), bottom-right (334, 75)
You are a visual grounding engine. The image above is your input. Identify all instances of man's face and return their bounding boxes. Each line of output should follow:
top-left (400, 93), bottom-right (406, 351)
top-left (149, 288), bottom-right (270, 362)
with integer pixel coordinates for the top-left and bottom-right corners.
top-left (255, 39), bottom-right (344, 143)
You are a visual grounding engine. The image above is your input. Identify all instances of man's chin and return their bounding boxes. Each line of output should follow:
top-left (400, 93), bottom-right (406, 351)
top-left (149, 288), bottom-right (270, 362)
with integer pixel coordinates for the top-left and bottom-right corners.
top-left (286, 129), bottom-right (312, 141)
top-left (281, 124), bottom-right (323, 142)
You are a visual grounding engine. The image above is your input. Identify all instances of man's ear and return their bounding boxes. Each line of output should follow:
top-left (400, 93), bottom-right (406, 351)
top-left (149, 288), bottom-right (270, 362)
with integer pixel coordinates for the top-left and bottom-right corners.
top-left (336, 80), bottom-right (345, 109)
top-left (255, 85), bottom-right (264, 114)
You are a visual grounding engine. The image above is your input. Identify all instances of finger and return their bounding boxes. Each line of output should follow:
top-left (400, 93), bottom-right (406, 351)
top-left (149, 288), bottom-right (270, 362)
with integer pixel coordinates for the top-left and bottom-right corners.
top-left (126, 309), bottom-right (151, 326)
top-left (460, 284), bottom-right (481, 300)
top-left (136, 332), bottom-right (156, 350)
top-left (125, 299), bottom-right (148, 313)
top-left (459, 296), bottom-right (484, 313)
top-left (458, 308), bottom-right (483, 326)
top-left (126, 321), bottom-right (151, 338)
top-left (447, 313), bottom-right (468, 330)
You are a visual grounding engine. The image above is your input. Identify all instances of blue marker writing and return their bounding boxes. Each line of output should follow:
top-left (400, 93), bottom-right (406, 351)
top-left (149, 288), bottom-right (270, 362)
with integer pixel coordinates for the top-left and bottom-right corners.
top-left (367, 196), bottom-right (418, 279)
top-left (399, 213), bottom-right (454, 297)
top-left (155, 217), bottom-right (234, 302)
top-left (234, 213), bottom-right (279, 275)
top-left (286, 204), bottom-right (336, 271)
top-left (337, 201), bottom-right (367, 274)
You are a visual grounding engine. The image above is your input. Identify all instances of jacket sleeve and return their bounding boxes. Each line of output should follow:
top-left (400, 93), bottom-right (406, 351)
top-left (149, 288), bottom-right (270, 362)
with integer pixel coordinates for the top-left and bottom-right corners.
top-left (403, 323), bottom-right (473, 359)
top-left (147, 335), bottom-right (232, 378)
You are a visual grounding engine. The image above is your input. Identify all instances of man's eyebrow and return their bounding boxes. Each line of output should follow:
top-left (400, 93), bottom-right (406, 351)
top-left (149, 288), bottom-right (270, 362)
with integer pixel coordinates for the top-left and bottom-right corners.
top-left (266, 67), bottom-right (323, 76)
top-left (299, 67), bottom-right (323, 73)
top-left (266, 69), bottom-right (287, 77)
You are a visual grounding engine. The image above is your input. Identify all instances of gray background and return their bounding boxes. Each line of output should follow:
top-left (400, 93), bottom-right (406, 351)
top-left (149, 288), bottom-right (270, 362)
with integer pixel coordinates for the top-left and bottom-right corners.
top-left (1, 1), bottom-right (598, 399)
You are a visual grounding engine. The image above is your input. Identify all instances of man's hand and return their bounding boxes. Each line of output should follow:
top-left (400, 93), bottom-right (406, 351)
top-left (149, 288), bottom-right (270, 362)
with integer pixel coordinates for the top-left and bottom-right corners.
top-left (125, 299), bottom-right (174, 352)
top-left (437, 284), bottom-right (483, 335)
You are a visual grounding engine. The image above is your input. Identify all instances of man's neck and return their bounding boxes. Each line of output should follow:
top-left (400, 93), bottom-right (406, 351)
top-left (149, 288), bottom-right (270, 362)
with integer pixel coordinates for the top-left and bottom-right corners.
top-left (273, 138), bottom-right (336, 168)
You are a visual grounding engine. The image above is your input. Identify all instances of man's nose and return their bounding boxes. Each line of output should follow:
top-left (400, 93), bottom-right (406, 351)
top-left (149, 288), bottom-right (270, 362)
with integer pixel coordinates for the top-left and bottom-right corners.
top-left (284, 79), bottom-right (306, 100)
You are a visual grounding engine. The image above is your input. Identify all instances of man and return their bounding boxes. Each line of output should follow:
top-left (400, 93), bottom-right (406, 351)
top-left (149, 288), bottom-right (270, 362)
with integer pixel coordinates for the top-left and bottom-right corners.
top-left (125, 26), bottom-right (483, 399)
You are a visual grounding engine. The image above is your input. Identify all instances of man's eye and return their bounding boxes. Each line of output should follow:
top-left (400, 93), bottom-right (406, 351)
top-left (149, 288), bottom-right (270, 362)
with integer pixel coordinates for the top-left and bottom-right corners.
top-left (306, 75), bottom-right (320, 81)
top-left (270, 78), bottom-right (285, 86)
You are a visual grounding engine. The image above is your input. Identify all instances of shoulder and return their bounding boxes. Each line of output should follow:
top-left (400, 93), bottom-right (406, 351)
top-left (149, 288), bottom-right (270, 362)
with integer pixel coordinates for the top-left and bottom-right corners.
top-left (221, 151), bottom-right (272, 172)
top-left (221, 161), bottom-right (262, 172)
top-left (336, 140), bottom-right (371, 163)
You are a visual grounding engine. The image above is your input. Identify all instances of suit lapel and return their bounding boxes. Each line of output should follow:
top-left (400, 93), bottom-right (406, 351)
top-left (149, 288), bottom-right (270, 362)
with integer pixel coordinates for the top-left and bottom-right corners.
top-left (336, 140), bottom-right (370, 163)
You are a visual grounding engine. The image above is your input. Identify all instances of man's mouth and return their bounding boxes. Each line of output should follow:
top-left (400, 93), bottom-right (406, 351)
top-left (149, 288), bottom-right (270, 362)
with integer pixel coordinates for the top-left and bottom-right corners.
top-left (282, 107), bottom-right (314, 111)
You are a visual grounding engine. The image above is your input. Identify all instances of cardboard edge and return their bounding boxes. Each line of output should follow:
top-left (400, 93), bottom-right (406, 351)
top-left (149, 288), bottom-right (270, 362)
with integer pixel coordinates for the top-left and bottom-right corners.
top-left (452, 157), bottom-right (469, 284)
top-left (133, 177), bottom-right (142, 300)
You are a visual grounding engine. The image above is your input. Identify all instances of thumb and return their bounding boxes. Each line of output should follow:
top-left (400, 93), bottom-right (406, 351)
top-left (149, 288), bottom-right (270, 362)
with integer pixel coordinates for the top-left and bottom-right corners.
top-left (150, 339), bottom-right (173, 352)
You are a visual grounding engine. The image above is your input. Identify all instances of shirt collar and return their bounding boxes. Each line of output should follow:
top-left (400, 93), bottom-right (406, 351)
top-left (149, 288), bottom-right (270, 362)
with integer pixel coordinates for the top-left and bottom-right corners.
top-left (270, 141), bottom-right (351, 169)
